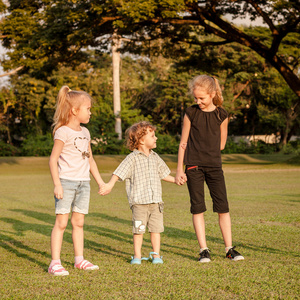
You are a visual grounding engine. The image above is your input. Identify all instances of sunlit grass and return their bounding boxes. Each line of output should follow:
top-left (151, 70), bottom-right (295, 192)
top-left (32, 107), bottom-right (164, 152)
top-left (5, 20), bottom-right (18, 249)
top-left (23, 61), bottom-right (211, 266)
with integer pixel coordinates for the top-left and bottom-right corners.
top-left (0, 155), bottom-right (299, 299)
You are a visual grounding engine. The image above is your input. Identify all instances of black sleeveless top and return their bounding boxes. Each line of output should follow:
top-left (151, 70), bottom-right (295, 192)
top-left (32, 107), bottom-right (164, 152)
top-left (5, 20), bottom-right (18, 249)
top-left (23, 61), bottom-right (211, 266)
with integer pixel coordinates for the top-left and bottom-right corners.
top-left (183, 105), bottom-right (228, 168)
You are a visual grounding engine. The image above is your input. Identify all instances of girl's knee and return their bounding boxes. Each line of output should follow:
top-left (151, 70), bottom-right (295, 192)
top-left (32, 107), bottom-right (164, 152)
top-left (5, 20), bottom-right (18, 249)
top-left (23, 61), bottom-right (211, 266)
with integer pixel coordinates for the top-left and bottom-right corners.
top-left (218, 212), bottom-right (230, 218)
top-left (71, 214), bottom-right (85, 228)
top-left (54, 221), bottom-right (68, 232)
top-left (54, 215), bottom-right (69, 231)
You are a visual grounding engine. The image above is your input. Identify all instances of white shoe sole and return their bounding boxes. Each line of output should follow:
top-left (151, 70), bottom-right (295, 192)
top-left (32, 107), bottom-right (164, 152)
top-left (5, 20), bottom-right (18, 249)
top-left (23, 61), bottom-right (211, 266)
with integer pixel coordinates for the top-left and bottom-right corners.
top-left (198, 258), bottom-right (211, 263)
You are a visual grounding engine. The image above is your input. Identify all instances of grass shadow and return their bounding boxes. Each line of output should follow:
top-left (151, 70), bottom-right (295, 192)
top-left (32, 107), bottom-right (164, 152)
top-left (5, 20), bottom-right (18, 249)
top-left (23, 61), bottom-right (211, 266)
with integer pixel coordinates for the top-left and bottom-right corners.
top-left (6, 210), bottom-right (133, 260)
top-left (0, 216), bottom-right (132, 265)
top-left (0, 233), bottom-right (50, 270)
top-left (0, 218), bottom-right (53, 237)
top-left (0, 157), bottom-right (19, 165)
top-left (241, 242), bottom-right (300, 258)
top-left (11, 209), bottom-right (55, 224)
top-left (9, 210), bottom-right (294, 262)
top-left (90, 213), bottom-right (224, 260)
top-left (90, 212), bottom-right (223, 244)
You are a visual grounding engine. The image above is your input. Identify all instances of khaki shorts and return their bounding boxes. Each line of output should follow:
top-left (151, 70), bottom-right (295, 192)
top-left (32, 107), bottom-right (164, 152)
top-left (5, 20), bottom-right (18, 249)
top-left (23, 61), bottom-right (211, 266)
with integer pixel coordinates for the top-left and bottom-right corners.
top-left (131, 203), bottom-right (164, 234)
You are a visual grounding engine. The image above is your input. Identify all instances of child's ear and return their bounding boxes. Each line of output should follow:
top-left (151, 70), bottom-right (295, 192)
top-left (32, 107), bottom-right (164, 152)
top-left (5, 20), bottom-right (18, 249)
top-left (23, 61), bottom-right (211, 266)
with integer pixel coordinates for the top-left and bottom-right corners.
top-left (71, 107), bottom-right (77, 116)
top-left (211, 91), bottom-right (216, 99)
top-left (139, 137), bottom-right (145, 145)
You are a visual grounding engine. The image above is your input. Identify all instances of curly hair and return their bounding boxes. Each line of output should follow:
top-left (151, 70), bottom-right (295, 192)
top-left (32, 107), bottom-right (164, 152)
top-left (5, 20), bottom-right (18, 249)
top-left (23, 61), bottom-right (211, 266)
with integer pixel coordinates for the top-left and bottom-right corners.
top-left (125, 121), bottom-right (156, 151)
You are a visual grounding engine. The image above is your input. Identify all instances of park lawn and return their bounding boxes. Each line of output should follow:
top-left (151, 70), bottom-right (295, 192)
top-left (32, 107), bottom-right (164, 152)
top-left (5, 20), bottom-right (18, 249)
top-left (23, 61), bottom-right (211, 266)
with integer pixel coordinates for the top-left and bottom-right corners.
top-left (0, 154), bottom-right (299, 299)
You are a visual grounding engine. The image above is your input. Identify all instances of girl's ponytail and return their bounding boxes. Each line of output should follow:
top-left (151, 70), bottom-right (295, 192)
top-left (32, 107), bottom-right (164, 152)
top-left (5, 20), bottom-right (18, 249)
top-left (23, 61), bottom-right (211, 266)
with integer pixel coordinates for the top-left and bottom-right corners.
top-left (52, 86), bottom-right (72, 135)
top-left (212, 76), bottom-right (223, 107)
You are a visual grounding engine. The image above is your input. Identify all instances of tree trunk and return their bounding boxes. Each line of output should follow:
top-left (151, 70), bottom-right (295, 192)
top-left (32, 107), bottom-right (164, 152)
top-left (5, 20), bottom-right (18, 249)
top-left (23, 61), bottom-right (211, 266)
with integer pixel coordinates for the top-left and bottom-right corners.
top-left (112, 36), bottom-right (122, 140)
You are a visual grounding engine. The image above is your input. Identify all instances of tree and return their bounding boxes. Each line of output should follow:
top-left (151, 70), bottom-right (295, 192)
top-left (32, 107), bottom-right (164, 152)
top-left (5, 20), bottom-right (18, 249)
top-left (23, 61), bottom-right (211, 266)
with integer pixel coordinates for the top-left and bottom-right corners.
top-left (0, 50), bottom-right (147, 147)
top-left (112, 34), bottom-right (122, 139)
top-left (113, 0), bottom-right (300, 99)
top-left (0, 0), bottom-right (299, 146)
top-left (1, 1), bottom-right (298, 97)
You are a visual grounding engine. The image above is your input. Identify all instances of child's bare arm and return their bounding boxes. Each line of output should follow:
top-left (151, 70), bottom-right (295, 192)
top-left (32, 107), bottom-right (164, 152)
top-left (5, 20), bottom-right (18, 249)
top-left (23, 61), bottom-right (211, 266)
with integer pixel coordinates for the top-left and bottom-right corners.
top-left (88, 144), bottom-right (105, 192)
top-left (220, 117), bottom-right (228, 150)
top-left (100, 174), bottom-right (120, 196)
top-left (162, 175), bottom-right (176, 183)
top-left (176, 115), bottom-right (190, 185)
top-left (49, 139), bottom-right (64, 199)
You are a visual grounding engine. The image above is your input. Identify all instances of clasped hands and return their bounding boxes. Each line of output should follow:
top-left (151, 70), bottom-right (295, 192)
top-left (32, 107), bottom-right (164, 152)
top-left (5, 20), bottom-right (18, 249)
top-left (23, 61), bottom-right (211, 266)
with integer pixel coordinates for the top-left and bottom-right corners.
top-left (175, 171), bottom-right (187, 185)
top-left (98, 183), bottom-right (112, 196)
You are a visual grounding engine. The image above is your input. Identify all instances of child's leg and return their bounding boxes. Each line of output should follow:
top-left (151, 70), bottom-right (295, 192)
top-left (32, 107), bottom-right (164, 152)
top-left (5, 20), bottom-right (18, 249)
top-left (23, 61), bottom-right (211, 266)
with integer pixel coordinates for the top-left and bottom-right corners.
top-left (150, 232), bottom-right (161, 258)
top-left (218, 212), bottom-right (232, 248)
top-left (192, 213), bottom-right (207, 249)
top-left (50, 214), bottom-right (69, 260)
top-left (71, 212), bottom-right (85, 257)
top-left (133, 233), bottom-right (143, 259)
top-left (71, 212), bottom-right (99, 270)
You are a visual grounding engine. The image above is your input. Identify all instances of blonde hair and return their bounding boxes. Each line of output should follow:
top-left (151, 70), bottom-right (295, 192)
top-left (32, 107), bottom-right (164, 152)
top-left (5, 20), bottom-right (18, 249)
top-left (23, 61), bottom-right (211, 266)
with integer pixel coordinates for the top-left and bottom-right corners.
top-left (125, 121), bottom-right (156, 151)
top-left (189, 75), bottom-right (223, 106)
top-left (52, 86), bottom-right (92, 135)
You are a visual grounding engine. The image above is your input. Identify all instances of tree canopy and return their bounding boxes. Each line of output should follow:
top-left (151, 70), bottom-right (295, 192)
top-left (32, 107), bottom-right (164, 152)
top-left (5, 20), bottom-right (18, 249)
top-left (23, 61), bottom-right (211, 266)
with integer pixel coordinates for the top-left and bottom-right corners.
top-left (1, 0), bottom-right (299, 98)
top-left (0, 0), bottom-right (299, 153)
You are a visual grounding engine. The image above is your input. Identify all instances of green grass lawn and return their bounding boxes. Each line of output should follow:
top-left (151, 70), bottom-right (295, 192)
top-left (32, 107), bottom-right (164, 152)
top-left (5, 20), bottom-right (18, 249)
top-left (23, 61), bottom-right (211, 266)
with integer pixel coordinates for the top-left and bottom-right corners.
top-left (0, 154), bottom-right (299, 299)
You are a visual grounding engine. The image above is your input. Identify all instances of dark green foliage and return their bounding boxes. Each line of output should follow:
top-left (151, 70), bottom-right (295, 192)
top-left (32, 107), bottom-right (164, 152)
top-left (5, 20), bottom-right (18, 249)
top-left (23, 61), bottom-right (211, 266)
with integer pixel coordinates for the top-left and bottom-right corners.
top-left (222, 138), bottom-right (279, 155)
top-left (0, 47), bottom-right (298, 155)
top-left (282, 140), bottom-right (300, 155)
top-left (0, 140), bottom-right (21, 156)
top-left (91, 135), bottom-right (129, 155)
top-left (155, 133), bottom-right (180, 154)
top-left (0, 6), bottom-right (299, 154)
top-left (21, 133), bottom-right (54, 156)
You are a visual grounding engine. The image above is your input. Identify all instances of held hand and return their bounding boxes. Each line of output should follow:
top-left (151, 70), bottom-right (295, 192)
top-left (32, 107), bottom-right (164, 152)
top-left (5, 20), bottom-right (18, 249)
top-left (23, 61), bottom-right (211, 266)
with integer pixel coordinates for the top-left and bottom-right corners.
top-left (99, 183), bottom-right (112, 196)
top-left (54, 185), bottom-right (63, 199)
top-left (178, 174), bottom-right (187, 185)
top-left (175, 171), bottom-right (187, 186)
top-left (97, 181), bottom-right (106, 194)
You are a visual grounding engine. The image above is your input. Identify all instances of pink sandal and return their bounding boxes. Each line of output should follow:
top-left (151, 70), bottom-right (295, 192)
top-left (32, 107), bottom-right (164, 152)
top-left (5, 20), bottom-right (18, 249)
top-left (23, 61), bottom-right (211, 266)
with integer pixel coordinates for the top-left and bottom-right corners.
top-left (48, 263), bottom-right (69, 276)
top-left (74, 259), bottom-right (99, 270)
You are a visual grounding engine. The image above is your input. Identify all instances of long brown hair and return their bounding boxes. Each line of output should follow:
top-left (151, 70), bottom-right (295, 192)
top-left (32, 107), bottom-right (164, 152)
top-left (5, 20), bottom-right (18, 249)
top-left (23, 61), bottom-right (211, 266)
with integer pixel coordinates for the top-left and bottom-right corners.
top-left (188, 75), bottom-right (223, 107)
top-left (52, 86), bottom-right (92, 135)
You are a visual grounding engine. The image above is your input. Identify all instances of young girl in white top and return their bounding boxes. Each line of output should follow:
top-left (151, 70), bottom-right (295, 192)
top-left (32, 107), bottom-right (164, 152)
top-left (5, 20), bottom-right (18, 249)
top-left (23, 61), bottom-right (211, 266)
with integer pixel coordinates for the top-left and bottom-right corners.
top-left (48, 86), bottom-right (105, 276)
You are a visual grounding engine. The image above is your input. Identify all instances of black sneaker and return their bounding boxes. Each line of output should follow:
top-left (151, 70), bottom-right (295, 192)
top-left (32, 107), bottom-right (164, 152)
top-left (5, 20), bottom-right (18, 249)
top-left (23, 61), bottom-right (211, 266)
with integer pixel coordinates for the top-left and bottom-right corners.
top-left (226, 246), bottom-right (244, 261)
top-left (198, 249), bottom-right (211, 263)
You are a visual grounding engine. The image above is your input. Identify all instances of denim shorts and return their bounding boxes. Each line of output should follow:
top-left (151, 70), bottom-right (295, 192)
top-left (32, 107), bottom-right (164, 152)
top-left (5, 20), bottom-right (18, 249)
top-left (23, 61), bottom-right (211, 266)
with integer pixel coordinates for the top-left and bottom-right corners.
top-left (55, 179), bottom-right (90, 215)
top-left (131, 203), bottom-right (164, 234)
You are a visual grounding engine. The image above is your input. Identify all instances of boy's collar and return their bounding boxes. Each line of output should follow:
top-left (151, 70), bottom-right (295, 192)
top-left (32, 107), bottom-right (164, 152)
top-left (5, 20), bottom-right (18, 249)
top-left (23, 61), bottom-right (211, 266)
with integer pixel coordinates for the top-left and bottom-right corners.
top-left (133, 149), bottom-right (154, 156)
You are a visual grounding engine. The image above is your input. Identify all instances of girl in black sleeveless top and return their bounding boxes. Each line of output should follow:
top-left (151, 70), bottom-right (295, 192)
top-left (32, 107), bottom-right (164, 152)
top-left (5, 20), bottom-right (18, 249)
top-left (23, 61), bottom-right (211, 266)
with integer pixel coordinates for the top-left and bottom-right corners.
top-left (176, 75), bottom-right (244, 263)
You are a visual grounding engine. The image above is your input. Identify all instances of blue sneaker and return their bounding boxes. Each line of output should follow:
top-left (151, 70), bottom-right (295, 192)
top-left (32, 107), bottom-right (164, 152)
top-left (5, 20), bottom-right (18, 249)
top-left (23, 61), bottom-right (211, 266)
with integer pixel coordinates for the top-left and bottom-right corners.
top-left (130, 257), bottom-right (141, 265)
top-left (149, 252), bottom-right (163, 264)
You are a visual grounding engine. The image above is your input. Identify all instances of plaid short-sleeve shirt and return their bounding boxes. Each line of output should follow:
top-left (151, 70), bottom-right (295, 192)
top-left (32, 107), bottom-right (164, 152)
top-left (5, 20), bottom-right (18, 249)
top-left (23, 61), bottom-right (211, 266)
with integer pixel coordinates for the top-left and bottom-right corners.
top-left (113, 150), bottom-right (171, 207)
